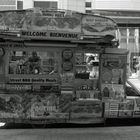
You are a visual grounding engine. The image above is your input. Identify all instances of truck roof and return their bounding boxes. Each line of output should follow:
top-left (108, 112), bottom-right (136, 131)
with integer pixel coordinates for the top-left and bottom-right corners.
top-left (0, 8), bottom-right (118, 44)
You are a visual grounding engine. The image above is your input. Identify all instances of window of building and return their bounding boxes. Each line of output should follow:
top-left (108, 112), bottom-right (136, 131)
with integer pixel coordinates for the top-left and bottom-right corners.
top-left (85, 2), bottom-right (91, 8)
top-left (17, 1), bottom-right (23, 10)
top-left (0, 0), bottom-right (16, 10)
top-left (34, 1), bottom-right (57, 9)
top-left (86, 10), bottom-right (92, 13)
top-left (0, 6), bottom-right (16, 10)
top-left (0, 0), bottom-right (16, 5)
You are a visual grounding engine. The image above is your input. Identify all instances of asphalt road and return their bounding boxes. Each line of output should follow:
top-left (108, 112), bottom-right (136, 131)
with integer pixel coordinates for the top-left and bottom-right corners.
top-left (1, 123), bottom-right (140, 140)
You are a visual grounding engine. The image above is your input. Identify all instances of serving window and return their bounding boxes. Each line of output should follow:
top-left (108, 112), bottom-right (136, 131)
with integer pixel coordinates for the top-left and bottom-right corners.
top-left (9, 50), bottom-right (59, 75)
top-left (75, 52), bottom-right (99, 80)
top-left (75, 52), bottom-right (100, 99)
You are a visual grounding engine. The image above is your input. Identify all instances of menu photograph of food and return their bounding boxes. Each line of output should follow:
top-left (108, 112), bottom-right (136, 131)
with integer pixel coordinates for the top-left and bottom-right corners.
top-left (82, 15), bottom-right (117, 36)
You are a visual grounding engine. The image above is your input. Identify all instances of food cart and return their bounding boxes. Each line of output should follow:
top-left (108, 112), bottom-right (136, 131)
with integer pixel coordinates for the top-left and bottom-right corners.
top-left (0, 8), bottom-right (138, 125)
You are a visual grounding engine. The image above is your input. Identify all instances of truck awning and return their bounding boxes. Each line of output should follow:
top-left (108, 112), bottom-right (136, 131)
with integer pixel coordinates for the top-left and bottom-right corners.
top-left (24, 42), bottom-right (77, 48)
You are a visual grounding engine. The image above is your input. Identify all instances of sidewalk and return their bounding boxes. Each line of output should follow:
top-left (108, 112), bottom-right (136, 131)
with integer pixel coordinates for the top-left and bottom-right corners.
top-left (127, 73), bottom-right (140, 93)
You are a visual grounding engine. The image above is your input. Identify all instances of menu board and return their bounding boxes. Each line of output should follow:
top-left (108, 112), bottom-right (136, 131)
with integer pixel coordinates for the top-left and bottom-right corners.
top-left (9, 50), bottom-right (60, 75)
top-left (101, 54), bottom-right (125, 84)
top-left (101, 54), bottom-right (126, 101)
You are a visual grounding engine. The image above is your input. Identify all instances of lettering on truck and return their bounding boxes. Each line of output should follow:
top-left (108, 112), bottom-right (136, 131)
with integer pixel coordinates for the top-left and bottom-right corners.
top-left (49, 32), bottom-right (79, 39)
top-left (21, 31), bottom-right (79, 40)
top-left (21, 31), bottom-right (47, 37)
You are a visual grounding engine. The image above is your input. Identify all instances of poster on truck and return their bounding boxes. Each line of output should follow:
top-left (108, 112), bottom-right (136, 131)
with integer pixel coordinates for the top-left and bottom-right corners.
top-left (0, 94), bottom-right (23, 118)
top-left (0, 10), bottom-right (33, 31)
top-left (118, 99), bottom-right (134, 117)
top-left (82, 15), bottom-right (117, 36)
top-left (70, 100), bottom-right (103, 122)
top-left (101, 84), bottom-right (125, 100)
top-left (32, 10), bottom-right (81, 33)
top-left (30, 93), bottom-right (70, 119)
top-left (0, 9), bottom-right (81, 33)
top-left (30, 94), bottom-right (59, 119)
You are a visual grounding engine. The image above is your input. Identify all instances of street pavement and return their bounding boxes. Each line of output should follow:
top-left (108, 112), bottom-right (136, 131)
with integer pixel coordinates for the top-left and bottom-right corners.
top-left (1, 123), bottom-right (140, 140)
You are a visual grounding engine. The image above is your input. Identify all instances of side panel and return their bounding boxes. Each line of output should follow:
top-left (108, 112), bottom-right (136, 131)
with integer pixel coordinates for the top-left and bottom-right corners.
top-left (0, 43), bottom-right (72, 122)
top-left (0, 43), bottom-right (105, 124)
top-left (100, 49), bottom-right (135, 118)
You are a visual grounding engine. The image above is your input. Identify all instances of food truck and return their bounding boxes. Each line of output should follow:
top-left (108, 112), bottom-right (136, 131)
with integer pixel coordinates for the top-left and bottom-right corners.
top-left (0, 8), bottom-right (139, 125)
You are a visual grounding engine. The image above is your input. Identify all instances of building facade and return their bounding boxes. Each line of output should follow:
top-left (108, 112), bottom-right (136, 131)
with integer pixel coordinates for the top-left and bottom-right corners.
top-left (58, 0), bottom-right (85, 13)
top-left (17, 0), bottom-right (58, 10)
top-left (0, 0), bottom-right (17, 10)
top-left (0, 0), bottom-right (58, 10)
top-left (1, 0), bottom-right (140, 12)
top-left (0, 0), bottom-right (85, 12)
top-left (94, 0), bottom-right (140, 11)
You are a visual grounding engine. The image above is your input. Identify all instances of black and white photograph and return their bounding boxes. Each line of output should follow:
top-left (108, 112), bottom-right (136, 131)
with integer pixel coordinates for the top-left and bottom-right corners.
top-left (0, 0), bottom-right (140, 140)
